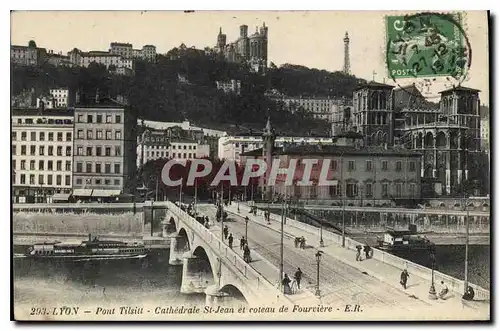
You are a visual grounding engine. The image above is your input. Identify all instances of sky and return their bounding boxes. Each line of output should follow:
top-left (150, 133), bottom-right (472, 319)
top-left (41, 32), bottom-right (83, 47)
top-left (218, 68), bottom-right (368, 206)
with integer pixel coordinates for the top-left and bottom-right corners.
top-left (10, 11), bottom-right (490, 104)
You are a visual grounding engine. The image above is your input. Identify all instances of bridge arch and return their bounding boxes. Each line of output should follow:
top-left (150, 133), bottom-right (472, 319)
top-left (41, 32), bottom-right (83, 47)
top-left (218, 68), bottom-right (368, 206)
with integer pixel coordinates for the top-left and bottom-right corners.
top-left (220, 284), bottom-right (249, 306)
top-left (192, 245), bottom-right (218, 281)
top-left (177, 228), bottom-right (191, 251)
top-left (166, 217), bottom-right (177, 236)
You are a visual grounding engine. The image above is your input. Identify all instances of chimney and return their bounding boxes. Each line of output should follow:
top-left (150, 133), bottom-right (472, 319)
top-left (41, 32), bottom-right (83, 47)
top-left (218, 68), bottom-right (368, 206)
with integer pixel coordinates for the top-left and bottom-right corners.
top-left (39, 99), bottom-right (45, 114)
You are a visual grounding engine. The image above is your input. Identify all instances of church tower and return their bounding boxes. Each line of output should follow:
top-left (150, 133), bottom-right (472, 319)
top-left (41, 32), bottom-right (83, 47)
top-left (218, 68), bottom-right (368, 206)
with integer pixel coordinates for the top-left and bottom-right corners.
top-left (343, 31), bottom-right (350, 75)
top-left (262, 117), bottom-right (276, 201)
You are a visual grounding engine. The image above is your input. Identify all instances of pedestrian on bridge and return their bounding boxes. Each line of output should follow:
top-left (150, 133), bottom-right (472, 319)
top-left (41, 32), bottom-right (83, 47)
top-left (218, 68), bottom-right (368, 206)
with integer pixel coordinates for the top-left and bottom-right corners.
top-left (294, 267), bottom-right (303, 290)
top-left (356, 245), bottom-right (362, 261)
top-left (400, 269), bottom-right (409, 289)
top-left (228, 233), bottom-right (234, 249)
top-left (223, 225), bottom-right (229, 240)
top-left (240, 236), bottom-right (246, 250)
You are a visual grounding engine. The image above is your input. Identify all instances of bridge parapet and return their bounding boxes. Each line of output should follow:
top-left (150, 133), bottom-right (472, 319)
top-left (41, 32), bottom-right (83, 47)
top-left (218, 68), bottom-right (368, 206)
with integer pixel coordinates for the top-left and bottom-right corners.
top-left (166, 201), bottom-right (291, 307)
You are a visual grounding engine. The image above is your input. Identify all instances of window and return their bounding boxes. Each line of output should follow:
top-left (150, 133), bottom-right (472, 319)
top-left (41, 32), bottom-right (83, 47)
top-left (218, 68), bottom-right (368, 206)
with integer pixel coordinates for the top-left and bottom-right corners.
top-left (65, 161), bottom-right (71, 171)
top-left (97, 130), bottom-right (103, 139)
top-left (38, 175), bottom-right (44, 185)
top-left (97, 115), bottom-right (102, 123)
top-left (39, 146), bottom-right (44, 155)
top-left (365, 183), bottom-right (373, 197)
top-left (329, 185), bottom-right (339, 197)
top-left (12, 160), bottom-right (16, 170)
top-left (78, 114), bottom-right (83, 122)
top-left (95, 163), bottom-right (101, 173)
top-left (29, 174), bottom-right (35, 185)
top-left (105, 147), bottom-right (111, 156)
top-left (105, 163), bottom-right (111, 174)
top-left (31, 132), bottom-right (36, 141)
top-left (87, 115), bottom-right (93, 123)
top-left (409, 183), bottom-right (416, 197)
top-left (39, 132), bottom-right (45, 141)
top-left (57, 132), bottom-right (63, 141)
top-left (348, 160), bottom-right (355, 171)
top-left (38, 160), bottom-right (44, 170)
top-left (115, 131), bottom-right (121, 140)
top-left (87, 130), bottom-right (93, 139)
top-left (48, 132), bottom-right (54, 141)
top-left (76, 162), bottom-right (82, 173)
top-left (106, 115), bottom-right (112, 123)
top-left (56, 161), bottom-right (62, 171)
top-left (30, 145), bottom-right (36, 155)
top-left (115, 146), bottom-right (121, 156)
top-left (20, 160), bottom-right (26, 170)
top-left (48, 161), bottom-right (53, 171)
top-left (183, 145), bottom-right (187, 150)
top-left (12, 145), bottom-right (16, 155)
top-left (366, 160), bottom-right (372, 172)
top-left (396, 161), bottom-right (402, 172)
top-left (346, 183), bottom-right (358, 197)
top-left (409, 161), bottom-right (416, 172)
top-left (95, 179), bottom-right (101, 185)
top-left (29, 160), bottom-right (35, 170)
top-left (86, 147), bottom-right (92, 156)
top-left (114, 163), bottom-right (120, 174)
top-left (395, 183), bottom-right (403, 197)
top-left (47, 146), bottom-right (53, 156)
top-left (96, 146), bottom-right (102, 156)
top-left (77, 146), bottom-right (83, 156)
top-left (66, 132), bottom-right (72, 141)
top-left (76, 178), bottom-right (82, 185)
top-left (77, 130), bottom-right (84, 139)
top-left (104, 179), bottom-right (110, 185)
top-left (66, 146), bottom-right (71, 156)
top-left (12, 132), bottom-right (16, 140)
top-left (57, 146), bottom-right (62, 156)
top-left (382, 183), bottom-right (389, 197)
top-left (183, 153), bottom-right (187, 158)
top-left (188, 153), bottom-right (192, 158)
top-left (115, 115), bottom-right (121, 123)
top-left (106, 130), bottom-right (112, 140)
top-left (21, 132), bottom-right (27, 141)
top-left (330, 160), bottom-right (338, 171)
top-left (86, 163), bottom-right (92, 173)
top-left (114, 179), bottom-right (120, 185)
top-left (382, 160), bottom-right (388, 171)
top-left (20, 174), bottom-right (26, 184)
top-left (56, 175), bottom-right (62, 186)
top-left (65, 175), bottom-right (70, 186)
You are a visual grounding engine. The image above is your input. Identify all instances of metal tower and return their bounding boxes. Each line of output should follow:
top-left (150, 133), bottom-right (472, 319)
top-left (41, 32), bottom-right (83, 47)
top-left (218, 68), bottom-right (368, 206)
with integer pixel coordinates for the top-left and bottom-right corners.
top-left (343, 31), bottom-right (350, 75)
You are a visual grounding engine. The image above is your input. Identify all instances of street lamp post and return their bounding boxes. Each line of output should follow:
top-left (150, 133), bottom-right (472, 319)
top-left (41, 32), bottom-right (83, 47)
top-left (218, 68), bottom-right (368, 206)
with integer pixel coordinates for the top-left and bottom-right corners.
top-left (245, 216), bottom-right (249, 244)
top-left (342, 199), bottom-right (346, 247)
top-left (315, 250), bottom-right (323, 297)
top-left (279, 201), bottom-right (285, 290)
top-left (464, 196), bottom-right (470, 294)
top-left (319, 218), bottom-right (324, 247)
top-left (428, 245), bottom-right (437, 299)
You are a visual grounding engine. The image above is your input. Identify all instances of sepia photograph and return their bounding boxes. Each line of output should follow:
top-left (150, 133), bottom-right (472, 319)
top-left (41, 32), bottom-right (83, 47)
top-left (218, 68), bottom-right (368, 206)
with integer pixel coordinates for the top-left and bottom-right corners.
top-left (10, 10), bottom-right (491, 322)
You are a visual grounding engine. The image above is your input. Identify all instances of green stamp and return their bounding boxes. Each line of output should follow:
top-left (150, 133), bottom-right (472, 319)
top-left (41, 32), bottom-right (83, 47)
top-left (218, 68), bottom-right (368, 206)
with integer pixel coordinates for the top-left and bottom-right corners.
top-left (385, 12), bottom-right (471, 80)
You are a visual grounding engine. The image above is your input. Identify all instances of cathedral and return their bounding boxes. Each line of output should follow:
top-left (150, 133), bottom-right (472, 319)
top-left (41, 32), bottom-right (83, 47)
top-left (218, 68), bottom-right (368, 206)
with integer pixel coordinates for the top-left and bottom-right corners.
top-left (214, 23), bottom-right (268, 73)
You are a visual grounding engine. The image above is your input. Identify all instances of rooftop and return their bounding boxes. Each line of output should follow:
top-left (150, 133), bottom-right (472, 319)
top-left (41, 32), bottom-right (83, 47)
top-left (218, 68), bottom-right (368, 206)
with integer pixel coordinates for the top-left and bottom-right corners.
top-left (75, 97), bottom-right (126, 109)
top-left (439, 86), bottom-right (481, 94)
top-left (12, 108), bottom-right (75, 117)
top-left (280, 144), bottom-right (422, 157)
top-left (355, 81), bottom-right (395, 91)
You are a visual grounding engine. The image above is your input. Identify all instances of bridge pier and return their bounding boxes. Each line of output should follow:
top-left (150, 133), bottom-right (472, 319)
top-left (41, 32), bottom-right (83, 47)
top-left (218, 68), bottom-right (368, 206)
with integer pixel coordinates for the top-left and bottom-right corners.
top-left (169, 235), bottom-right (189, 265)
top-left (180, 255), bottom-right (214, 294)
top-left (204, 285), bottom-right (235, 307)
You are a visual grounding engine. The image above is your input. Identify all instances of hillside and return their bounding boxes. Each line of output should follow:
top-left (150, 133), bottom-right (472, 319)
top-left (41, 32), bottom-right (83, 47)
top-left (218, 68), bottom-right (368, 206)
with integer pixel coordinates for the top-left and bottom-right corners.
top-left (10, 50), bottom-right (364, 136)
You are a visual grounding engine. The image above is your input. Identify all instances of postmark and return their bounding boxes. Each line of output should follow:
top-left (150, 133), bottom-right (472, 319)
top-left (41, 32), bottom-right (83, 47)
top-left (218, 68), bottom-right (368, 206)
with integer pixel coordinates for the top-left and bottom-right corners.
top-left (385, 12), bottom-right (471, 84)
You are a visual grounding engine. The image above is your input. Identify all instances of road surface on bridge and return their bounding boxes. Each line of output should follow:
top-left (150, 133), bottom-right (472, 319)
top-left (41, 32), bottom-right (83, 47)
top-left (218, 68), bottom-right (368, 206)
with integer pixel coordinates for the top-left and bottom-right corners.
top-left (197, 204), bottom-right (431, 311)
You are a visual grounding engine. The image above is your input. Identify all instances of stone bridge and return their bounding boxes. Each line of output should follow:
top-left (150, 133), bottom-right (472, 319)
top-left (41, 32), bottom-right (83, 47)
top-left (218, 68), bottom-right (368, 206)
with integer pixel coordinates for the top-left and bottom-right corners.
top-left (162, 201), bottom-right (291, 308)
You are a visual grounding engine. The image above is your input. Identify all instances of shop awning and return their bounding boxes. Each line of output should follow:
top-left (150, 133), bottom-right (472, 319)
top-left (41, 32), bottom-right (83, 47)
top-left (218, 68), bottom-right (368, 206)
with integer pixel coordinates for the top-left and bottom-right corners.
top-left (52, 193), bottom-right (72, 201)
top-left (92, 189), bottom-right (121, 197)
top-left (73, 189), bottom-right (93, 197)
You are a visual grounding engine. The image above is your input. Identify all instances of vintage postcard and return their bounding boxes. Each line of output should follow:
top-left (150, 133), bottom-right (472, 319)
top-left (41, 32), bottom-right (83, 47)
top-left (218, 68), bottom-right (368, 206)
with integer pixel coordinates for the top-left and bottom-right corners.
top-left (11, 10), bottom-right (490, 321)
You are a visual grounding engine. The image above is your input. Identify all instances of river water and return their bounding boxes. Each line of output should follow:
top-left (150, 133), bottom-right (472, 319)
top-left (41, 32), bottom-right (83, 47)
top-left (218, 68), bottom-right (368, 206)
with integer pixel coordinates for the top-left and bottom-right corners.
top-left (13, 242), bottom-right (490, 311)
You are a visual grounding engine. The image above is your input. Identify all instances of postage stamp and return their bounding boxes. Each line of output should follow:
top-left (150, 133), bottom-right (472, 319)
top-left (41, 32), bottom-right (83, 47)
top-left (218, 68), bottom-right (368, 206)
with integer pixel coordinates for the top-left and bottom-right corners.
top-left (385, 12), bottom-right (471, 82)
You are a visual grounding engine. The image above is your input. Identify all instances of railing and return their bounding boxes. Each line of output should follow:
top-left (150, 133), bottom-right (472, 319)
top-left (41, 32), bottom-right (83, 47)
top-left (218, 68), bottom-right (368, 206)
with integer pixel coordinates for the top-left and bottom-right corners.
top-left (167, 201), bottom-right (291, 306)
top-left (263, 205), bottom-right (490, 301)
top-left (256, 203), bottom-right (490, 217)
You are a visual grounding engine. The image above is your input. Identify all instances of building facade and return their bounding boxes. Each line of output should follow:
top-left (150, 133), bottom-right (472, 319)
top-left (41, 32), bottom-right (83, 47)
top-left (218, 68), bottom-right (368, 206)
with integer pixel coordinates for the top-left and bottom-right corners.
top-left (73, 98), bottom-right (136, 199)
top-left (50, 88), bottom-right (69, 108)
top-left (214, 23), bottom-right (268, 73)
top-left (10, 40), bottom-right (47, 66)
top-left (216, 80), bottom-right (241, 95)
top-left (218, 133), bottom-right (336, 164)
top-left (241, 143), bottom-right (422, 206)
top-left (480, 117), bottom-right (489, 151)
top-left (12, 109), bottom-right (74, 203)
top-left (109, 42), bottom-right (133, 59)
